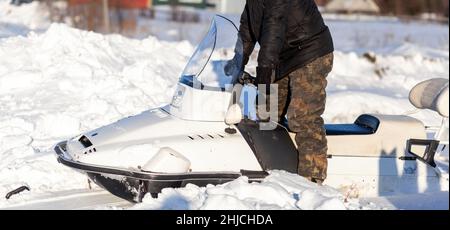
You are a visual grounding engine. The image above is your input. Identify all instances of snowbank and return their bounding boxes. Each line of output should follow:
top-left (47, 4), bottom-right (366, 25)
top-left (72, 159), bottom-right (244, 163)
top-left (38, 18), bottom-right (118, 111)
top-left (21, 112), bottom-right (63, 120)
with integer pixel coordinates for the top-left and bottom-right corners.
top-left (132, 171), bottom-right (353, 210)
top-left (0, 23), bottom-right (192, 206)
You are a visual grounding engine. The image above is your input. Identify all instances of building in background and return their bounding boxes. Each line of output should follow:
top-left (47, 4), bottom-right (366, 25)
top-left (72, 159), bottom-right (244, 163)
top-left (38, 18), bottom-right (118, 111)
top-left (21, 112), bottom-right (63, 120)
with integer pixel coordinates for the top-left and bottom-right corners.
top-left (208, 0), bottom-right (245, 14)
top-left (375, 0), bottom-right (449, 18)
top-left (153, 0), bottom-right (209, 8)
top-left (10, 0), bottom-right (34, 6)
top-left (38, 0), bottom-right (448, 38)
top-left (325, 0), bottom-right (380, 14)
top-left (68, 0), bottom-right (151, 8)
top-left (153, 0), bottom-right (245, 14)
top-left (316, 0), bottom-right (449, 18)
top-left (67, 0), bottom-right (152, 34)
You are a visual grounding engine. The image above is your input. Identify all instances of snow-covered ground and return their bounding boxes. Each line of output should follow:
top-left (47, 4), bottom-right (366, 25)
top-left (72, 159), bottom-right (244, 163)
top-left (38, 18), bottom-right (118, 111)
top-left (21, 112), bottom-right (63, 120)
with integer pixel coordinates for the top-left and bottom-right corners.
top-left (132, 171), bottom-right (355, 210)
top-left (0, 1), bottom-right (448, 210)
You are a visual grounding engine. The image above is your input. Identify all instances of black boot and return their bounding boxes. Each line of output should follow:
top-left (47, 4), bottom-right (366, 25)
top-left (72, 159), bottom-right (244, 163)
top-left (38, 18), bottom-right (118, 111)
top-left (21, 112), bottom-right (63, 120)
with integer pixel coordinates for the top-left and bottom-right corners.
top-left (311, 178), bottom-right (324, 186)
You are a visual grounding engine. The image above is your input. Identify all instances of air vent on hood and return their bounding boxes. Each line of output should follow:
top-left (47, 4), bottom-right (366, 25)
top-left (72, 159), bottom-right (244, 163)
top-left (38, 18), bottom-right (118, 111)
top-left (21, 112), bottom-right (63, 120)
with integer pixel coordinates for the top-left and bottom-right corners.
top-left (78, 135), bottom-right (93, 148)
top-left (187, 134), bottom-right (226, 140)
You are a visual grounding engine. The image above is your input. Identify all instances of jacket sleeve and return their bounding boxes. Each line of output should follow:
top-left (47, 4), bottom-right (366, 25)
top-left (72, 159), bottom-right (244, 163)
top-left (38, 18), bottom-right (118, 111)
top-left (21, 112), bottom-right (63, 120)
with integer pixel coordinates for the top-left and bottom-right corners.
top-left (257, 0), bottom-right (289, 69)
top-left (238, 3), bottom-right (256, 66)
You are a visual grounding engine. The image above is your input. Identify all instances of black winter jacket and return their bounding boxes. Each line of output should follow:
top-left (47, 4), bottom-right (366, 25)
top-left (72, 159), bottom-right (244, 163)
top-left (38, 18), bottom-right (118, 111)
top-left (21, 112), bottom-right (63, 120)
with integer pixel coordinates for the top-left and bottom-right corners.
top-left (239, 0), bottom-right (334, 81)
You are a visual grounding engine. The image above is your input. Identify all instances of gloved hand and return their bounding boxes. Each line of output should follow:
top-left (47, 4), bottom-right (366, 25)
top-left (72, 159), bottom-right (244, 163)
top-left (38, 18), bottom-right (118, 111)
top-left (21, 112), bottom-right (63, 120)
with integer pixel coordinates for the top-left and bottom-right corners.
top-left (224, 55), bottom-right (239, 76)
top-left (255, 66), bottom-right (275, 93)
top-left (238, 71), bottom-right (256, 85)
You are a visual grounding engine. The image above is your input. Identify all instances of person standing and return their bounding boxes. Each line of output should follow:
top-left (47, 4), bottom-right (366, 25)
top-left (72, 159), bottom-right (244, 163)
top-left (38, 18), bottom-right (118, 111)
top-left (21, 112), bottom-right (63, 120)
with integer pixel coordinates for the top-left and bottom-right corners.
top-left (232, 0), bottom-right (334, 184)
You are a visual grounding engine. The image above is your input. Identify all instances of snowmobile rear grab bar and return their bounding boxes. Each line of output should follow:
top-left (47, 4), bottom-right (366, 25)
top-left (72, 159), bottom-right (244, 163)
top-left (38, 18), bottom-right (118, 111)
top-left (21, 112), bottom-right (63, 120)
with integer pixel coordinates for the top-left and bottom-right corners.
top-left (406, 139), bottom-right (440, 168)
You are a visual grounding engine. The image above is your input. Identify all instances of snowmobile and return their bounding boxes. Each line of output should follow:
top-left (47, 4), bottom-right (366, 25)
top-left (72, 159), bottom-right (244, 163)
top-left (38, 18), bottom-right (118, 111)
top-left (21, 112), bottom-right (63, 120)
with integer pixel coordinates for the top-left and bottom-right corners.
top-left (54, 15), bottom-right (449, 203)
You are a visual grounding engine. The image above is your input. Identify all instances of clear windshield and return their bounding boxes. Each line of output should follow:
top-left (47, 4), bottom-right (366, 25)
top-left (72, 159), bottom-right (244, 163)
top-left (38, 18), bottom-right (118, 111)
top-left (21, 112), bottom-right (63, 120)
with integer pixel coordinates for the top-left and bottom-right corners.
top-left (180, 15), bottom-right (244, 91)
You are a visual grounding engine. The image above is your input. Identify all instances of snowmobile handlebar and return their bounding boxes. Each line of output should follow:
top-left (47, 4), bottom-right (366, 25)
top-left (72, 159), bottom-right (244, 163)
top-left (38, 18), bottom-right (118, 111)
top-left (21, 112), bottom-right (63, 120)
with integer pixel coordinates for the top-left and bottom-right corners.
top-left (238, 71), bottom-right (256, 86)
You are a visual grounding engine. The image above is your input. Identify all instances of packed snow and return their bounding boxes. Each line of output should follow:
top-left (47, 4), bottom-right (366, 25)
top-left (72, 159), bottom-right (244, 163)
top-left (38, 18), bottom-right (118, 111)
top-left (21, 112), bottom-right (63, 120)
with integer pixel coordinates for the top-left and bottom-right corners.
top-left (0, 1), bottom-right (448, 210)
top-left (132, 171), bottom-right (351, 210)
top-left (0, 23), bottom-right (192, 207)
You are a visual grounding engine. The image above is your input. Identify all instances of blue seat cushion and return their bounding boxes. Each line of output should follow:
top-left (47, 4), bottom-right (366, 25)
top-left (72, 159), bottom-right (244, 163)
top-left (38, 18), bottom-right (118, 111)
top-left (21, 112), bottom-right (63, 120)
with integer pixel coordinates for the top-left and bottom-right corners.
top-left (325, 124), bottom-right (373, 135)
top-left (280, 114), bottom-right (380, 136)
top-left (326, 114), bottom-right (380, 136)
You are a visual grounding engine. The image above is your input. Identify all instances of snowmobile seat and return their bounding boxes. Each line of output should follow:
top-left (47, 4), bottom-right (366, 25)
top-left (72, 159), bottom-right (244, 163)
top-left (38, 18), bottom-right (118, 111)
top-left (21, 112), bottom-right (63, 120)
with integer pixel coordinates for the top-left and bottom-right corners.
top-left (280, 114), bottom-right (380, 136)
top-left (325, 124), bottom-right (374, 135)
top-left (409, 78), bottom-right (449, 118)
top-left (327, 114), bottom-right (427, 157)
top-left (325, 114), bottom-right (380, 136)
top-left (285, 114), bottom-right (427, 157)
top-left (408, 78), bottom-right (448, 146)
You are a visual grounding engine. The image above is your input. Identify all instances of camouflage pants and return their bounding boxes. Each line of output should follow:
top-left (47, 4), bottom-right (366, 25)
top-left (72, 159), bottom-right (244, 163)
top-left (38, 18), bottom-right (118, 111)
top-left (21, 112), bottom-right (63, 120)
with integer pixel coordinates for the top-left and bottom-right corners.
top-left (276, 53), bottom-right (333, 181)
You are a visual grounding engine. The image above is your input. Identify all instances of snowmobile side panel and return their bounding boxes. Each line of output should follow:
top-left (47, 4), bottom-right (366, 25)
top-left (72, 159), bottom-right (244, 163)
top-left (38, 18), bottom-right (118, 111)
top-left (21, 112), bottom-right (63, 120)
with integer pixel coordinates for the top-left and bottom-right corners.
top-left (237, 121), bottom-right (298, 173)
top-left (55, 141), bottom-right (268, 202)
